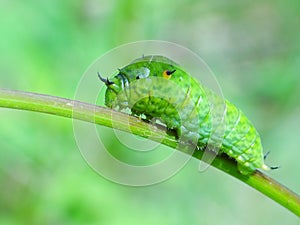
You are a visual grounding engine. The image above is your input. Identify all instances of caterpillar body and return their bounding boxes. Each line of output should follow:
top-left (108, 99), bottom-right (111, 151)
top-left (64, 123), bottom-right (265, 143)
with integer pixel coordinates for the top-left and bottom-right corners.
top-left (98, 55), bottom-right (273, 175)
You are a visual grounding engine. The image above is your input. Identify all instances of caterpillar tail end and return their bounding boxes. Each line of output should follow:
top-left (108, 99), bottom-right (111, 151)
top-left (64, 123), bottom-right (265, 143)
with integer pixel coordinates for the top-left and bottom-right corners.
top-left (261, 164), bottom-right (279, 171)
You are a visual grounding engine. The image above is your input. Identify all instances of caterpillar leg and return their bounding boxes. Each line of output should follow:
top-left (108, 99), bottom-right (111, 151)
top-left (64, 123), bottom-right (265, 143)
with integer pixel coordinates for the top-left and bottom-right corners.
top-left (237, 162), bottom-right (256, 175)
top-left (166, 127), bottom-right (179, 139)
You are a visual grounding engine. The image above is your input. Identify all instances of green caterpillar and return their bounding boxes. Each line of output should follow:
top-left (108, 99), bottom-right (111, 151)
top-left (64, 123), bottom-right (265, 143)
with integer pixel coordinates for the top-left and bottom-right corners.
top-left (98, 55), bottom-right (275, 175)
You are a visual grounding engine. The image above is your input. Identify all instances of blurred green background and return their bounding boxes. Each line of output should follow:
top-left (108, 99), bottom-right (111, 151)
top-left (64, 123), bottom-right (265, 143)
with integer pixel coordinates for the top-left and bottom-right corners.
top-left (1, 0), bottom-right (300, 224)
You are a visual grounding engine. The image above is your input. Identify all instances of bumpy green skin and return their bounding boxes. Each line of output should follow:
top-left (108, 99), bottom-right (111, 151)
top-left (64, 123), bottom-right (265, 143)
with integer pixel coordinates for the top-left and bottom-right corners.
top-left (101, 55), bottom-right (270, 175)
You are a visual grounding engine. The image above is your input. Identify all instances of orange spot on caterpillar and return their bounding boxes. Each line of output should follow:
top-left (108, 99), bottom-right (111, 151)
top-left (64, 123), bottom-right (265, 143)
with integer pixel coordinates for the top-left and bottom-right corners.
top-left (163, 70), bottom-right (176, 79)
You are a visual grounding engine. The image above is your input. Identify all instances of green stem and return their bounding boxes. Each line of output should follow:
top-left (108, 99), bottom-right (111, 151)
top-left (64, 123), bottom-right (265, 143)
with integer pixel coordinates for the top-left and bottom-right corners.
top-left (0, 88), bottom-right (299, 217)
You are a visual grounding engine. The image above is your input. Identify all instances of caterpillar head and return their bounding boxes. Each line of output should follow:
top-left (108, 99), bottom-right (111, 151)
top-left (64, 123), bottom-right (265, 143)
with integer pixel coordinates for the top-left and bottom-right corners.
top-left (98, 55), bottom-right (178, 109)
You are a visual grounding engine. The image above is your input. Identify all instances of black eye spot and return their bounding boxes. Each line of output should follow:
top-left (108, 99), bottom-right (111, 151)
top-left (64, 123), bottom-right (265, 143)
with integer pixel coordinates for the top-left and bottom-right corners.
top-left (136, 75), bottom-right (140, 79)
top-left (166, 69), bottom-right (176, 75)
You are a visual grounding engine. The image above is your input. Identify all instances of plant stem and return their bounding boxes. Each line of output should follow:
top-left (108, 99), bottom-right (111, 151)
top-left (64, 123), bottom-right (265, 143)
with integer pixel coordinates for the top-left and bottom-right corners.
top-left (0, 88), bottom-right (299, 217)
